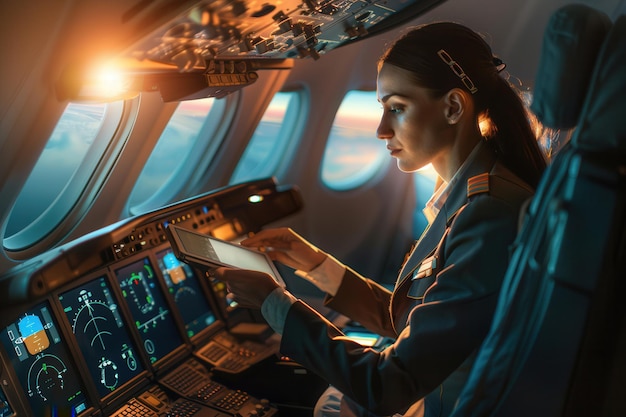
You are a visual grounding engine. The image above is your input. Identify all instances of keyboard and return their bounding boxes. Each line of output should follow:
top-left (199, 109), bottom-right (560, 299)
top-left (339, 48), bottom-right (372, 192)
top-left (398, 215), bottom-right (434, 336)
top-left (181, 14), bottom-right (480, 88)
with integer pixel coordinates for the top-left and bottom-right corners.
top-left (158, 359), bottom-right (276, 417)
top-left (110, 385), bottom-right (230, 417)
top-left (194, 330), bottom-right (279, 374)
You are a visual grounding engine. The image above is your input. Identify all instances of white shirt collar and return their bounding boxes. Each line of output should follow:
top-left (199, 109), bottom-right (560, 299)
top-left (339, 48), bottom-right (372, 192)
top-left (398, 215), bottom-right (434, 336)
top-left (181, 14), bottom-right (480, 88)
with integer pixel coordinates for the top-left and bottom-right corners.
top-left (422, 140), bottom-right (485, 225)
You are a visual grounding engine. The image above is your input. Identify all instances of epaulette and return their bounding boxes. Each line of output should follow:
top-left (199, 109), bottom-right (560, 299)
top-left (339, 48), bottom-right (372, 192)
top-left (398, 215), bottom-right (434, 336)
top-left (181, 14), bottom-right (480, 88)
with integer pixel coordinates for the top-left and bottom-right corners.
top-left (467, 172), bottom-right (490, 198)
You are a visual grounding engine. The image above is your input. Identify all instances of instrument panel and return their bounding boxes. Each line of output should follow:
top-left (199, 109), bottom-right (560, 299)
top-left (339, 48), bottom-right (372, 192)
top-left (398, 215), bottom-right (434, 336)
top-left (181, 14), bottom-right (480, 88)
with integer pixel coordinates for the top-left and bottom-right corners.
top-left (1, 301), bottom-right (90, 415)
top-left (0, 178), bottom-right (302, 417)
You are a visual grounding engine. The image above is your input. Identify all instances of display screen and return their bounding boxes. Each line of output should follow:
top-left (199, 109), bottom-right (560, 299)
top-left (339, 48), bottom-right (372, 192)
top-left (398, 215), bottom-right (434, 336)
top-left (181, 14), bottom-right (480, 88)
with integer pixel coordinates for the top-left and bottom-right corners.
top-left (58, 275), bottom-right (144, 399)
top-left (343, 330), bottom-right (380, 347)
top-left (113, 257), bottom-right (184, 365)
top-left (156, 248), bottom-right (217, 339)
top-left (173, 226), bottom-right (283, 284)
top-left (0, 301), bottom-right (90, 416)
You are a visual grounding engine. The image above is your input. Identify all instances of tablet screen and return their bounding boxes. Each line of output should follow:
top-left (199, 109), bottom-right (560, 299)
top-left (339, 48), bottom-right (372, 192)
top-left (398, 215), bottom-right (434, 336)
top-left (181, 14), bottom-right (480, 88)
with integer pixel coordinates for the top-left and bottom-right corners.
top-left (173, 226), bottom-right (283, 285)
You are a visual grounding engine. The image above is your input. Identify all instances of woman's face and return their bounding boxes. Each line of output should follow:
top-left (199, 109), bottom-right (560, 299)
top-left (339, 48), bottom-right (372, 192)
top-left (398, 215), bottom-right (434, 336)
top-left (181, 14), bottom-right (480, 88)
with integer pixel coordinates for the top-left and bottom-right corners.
top-left (376, 63), bottom-right (453, 173)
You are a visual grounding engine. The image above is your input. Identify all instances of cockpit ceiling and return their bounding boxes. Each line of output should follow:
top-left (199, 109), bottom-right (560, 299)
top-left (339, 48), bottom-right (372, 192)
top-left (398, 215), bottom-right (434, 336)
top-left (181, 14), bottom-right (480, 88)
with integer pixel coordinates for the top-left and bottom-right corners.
top-left (126, 0), bottom-right (445, 67)
top-left (56, 0), bottom-right (445, 101)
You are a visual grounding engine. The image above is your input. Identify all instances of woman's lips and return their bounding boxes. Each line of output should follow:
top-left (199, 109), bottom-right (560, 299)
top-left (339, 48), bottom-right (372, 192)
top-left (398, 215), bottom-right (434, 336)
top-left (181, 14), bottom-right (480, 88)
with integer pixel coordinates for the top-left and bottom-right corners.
top-left (387, 146), bottom-right (401, 156)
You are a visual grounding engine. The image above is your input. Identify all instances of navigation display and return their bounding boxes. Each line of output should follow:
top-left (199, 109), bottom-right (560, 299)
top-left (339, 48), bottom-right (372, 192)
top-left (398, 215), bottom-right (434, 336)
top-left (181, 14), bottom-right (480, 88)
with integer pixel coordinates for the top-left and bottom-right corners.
top-left (113, 257), bottom-right (184, 365)
top-left (156, 248), bottom-right (217, 339)
top-left (58, 275), bottom-right (144, 399)
top-left (0, 301), bottom-right (90, 416)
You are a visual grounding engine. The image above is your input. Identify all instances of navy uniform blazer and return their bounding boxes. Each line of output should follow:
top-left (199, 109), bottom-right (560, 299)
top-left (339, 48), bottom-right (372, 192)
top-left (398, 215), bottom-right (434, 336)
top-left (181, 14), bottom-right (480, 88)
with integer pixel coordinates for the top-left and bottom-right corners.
top-left (280, 141), bottom-right (535, 416)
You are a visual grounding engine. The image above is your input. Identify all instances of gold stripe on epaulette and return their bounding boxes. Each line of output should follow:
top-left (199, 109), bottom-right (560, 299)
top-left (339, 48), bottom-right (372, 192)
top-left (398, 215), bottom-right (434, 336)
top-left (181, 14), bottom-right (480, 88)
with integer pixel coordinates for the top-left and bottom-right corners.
top-left (467, 172), bottom-right (490, 197)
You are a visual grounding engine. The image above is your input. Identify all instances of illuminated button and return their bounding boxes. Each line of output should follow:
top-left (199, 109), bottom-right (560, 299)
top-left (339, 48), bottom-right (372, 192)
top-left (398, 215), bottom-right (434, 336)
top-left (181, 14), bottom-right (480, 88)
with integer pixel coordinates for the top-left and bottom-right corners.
top-left (143, 394), bottom-right (162, 408)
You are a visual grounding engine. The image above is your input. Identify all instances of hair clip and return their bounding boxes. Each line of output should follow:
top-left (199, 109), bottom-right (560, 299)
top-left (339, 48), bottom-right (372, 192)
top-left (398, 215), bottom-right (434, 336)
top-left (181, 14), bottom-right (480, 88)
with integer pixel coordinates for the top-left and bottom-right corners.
top-left (437, 49), bottom-right (478, 94)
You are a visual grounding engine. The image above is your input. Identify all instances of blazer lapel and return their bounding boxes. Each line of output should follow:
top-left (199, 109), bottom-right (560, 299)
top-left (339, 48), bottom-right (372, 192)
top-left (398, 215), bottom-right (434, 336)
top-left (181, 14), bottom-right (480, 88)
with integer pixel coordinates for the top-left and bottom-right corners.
top-left (398, 213), bottom-right (447, 283)
top-left (397, 141), bottom-right (497, 286)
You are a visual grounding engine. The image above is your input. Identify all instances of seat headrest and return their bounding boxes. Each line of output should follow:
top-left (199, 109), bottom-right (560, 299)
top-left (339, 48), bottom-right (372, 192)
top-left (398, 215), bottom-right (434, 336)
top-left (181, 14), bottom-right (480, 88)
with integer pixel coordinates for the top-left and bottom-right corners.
top-left (574, 13), bottom-right (626, 152)
top-left (530, 4), bottom-right (612, 130)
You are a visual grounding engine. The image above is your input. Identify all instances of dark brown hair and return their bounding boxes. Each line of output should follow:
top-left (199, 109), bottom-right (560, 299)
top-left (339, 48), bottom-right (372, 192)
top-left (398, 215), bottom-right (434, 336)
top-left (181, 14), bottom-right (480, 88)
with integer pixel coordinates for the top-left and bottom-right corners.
top-left (380, 22), bottom-right (546, 188)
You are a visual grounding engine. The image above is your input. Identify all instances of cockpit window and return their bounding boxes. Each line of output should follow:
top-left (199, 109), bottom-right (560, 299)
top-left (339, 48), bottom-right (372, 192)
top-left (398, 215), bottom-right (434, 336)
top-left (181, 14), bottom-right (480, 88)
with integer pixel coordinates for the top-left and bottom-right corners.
top-left (4, 101), bottom-right (126, 252)
top-left (128, 94), bottom-right (235, 214)
top-left (230, 90), bottom-right (306, 184)
top-left (320, 90), bottom-right (388, 190)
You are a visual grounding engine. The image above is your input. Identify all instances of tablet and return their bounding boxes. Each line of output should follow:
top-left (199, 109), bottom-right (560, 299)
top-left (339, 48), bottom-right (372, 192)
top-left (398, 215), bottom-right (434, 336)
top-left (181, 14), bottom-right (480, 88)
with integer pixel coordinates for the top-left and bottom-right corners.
top-left (165, 224), bottom-right (286, 287)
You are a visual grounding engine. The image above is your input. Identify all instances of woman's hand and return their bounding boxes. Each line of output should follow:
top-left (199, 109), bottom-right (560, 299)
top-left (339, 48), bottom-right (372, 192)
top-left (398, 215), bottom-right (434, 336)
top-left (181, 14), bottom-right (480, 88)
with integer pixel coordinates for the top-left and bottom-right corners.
top-left (215, 267), bottom-right (281, 309)
top-left (241, 228), bottom-right (326, 272)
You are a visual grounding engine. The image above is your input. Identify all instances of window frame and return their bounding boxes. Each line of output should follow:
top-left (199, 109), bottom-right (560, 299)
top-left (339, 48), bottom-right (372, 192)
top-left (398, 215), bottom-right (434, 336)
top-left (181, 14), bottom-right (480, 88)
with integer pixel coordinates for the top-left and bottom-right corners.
top-left (128, 93), bottom-right (240, 215)
top-left (320, 89), bottom-right (388, 191)
top-left (3, 98), bottom-right (138, 256)
top-left (229, 89), bottom-right (308, 185)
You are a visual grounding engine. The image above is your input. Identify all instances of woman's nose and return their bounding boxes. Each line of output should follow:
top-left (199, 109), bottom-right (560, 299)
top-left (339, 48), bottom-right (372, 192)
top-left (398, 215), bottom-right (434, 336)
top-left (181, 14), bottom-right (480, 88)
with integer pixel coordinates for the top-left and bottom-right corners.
top-left (376, 117), bottom-right (392, 140)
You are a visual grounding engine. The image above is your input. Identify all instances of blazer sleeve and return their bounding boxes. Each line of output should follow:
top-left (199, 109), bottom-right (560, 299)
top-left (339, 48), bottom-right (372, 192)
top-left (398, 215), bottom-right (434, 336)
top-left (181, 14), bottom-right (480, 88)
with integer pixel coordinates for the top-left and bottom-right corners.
top-left (323, 267), bottom-right (396, 338)
top-left (279, 192), bottom-right (524, 415)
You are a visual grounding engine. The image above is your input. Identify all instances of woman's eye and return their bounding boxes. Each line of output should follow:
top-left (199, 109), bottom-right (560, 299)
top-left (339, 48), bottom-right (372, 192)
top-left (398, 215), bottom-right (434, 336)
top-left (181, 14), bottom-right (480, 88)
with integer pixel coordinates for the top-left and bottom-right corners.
top-left (381, 103), bottom-right (403, 114)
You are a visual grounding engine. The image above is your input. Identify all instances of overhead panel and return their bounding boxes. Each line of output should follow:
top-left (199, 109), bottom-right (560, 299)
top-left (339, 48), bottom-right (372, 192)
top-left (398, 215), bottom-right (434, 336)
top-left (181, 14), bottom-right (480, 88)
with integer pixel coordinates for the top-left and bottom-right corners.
top-left (59, 0), bottom-right (445, 101)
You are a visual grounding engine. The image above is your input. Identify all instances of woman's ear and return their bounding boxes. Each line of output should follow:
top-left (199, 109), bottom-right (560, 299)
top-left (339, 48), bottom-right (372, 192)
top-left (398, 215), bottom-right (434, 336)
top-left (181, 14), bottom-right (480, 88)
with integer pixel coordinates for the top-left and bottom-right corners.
top-left (444, 88), bottom-right (467, 125)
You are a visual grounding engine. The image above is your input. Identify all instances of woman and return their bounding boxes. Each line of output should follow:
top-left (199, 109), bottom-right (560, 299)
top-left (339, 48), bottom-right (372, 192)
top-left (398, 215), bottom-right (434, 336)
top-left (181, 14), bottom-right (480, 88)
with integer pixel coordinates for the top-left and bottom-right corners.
top-left (216, 22), bottom-right (547, 416)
